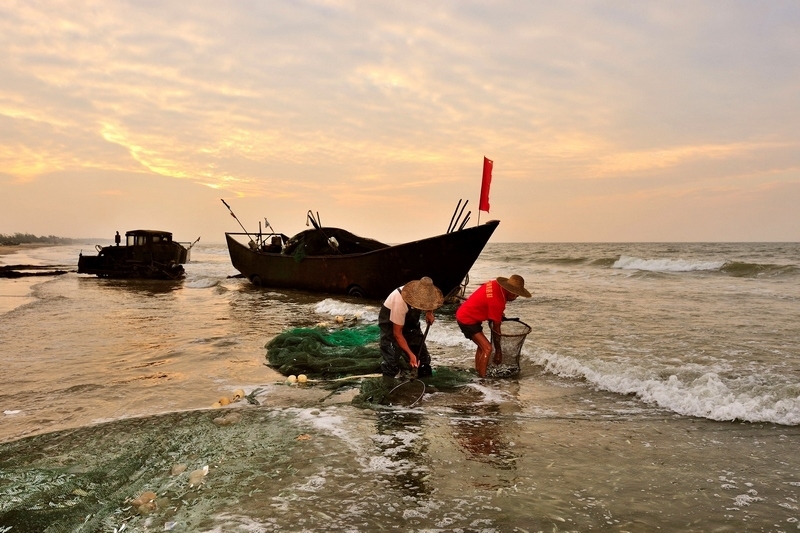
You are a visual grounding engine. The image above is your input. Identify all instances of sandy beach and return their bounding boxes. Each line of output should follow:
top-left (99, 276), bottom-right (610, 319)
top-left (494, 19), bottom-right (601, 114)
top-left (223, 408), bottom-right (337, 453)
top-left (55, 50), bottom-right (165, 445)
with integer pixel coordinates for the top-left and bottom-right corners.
top-left (0, 244), bottom-right (70, 314)
top-left (0, 244), bottom-right (45, 314)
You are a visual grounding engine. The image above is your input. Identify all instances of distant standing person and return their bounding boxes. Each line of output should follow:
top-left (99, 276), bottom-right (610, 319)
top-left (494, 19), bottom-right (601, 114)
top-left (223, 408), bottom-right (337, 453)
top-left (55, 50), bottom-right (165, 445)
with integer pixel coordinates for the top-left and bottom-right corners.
top-left (456, 275), bottom-right (531, 377)
top-left (114, 231), bottom-right (121, 246)
top-left (379, 277), bottom-right (444, 379)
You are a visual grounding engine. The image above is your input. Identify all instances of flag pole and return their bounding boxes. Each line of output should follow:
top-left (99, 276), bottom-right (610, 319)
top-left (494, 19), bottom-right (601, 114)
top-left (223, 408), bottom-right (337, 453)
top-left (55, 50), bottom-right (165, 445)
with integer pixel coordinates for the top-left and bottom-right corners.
top-left (478, 156), bottom-right (493, 226)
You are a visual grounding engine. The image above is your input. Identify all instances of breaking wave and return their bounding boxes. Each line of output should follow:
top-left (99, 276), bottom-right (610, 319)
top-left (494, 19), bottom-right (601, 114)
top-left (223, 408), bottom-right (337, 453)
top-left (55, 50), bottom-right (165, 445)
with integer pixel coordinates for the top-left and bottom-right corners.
top-left (530, 349), bottom-right (800, 426)
top-left (613, 255), bottom-right (725, 272)
top-left (720, 262), bottom-right (799, 278)
top-left (612, 256), bottom-right (799, 277)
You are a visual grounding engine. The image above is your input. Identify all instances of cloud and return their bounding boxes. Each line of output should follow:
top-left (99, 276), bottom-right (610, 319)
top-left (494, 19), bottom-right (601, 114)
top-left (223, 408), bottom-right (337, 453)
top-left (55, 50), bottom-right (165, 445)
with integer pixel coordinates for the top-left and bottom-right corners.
top-left (1, 1), bottom-right (799, 241)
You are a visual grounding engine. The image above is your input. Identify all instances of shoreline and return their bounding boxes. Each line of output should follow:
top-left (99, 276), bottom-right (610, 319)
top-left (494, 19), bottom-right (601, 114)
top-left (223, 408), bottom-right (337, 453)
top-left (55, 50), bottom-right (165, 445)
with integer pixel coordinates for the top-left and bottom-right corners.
top-left (0, 243), bottom-right (50, 257)
top-left (0, 244), bottom-right (70, 314)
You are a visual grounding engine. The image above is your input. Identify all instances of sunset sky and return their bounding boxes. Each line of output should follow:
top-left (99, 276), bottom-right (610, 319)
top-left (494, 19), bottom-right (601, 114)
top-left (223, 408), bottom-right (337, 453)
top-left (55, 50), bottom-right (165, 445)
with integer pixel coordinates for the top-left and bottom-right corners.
top-left (1, 1), bottom-right (798, 243)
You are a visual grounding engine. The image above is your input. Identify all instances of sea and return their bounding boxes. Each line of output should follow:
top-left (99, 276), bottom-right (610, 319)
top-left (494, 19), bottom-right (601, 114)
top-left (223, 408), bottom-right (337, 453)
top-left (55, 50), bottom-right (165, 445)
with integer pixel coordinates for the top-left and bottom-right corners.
top-left (1, 241), bottom-right (799, 532)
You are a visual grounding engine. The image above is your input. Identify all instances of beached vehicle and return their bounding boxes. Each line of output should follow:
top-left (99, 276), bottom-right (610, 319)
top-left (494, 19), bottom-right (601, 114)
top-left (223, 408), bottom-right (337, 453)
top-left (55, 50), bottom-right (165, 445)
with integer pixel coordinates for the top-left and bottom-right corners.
top-left (225, 214), bottom-right (499, 299)
top-left (78, 230), bottom-right (198, 280)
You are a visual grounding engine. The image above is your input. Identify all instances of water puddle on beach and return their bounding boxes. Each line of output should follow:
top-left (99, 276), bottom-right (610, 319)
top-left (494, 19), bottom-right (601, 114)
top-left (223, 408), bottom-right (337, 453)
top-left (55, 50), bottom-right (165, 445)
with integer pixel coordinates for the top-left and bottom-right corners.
top-left (2, 380), bottom-right (800, 532)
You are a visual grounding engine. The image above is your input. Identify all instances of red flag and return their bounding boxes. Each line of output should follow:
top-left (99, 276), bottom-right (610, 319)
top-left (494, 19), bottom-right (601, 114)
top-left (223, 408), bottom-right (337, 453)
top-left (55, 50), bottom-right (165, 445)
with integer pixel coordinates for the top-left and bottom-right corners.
top-left (479, 157), bottom-right (493, 212)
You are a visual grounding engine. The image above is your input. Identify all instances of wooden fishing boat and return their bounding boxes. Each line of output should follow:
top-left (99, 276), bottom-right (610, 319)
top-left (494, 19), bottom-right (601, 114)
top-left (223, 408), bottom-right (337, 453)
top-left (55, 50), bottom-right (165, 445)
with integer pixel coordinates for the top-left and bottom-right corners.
top-left (225, 219), bottom-right (499, 299)
top-left (78, 230), bottom-right (198, 280)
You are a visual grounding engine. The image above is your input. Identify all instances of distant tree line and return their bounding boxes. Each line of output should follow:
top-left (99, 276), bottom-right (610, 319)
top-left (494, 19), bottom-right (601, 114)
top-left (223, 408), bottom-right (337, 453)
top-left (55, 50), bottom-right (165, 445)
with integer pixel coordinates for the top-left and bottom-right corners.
top-left (0, 233), bottom-right (78, 245)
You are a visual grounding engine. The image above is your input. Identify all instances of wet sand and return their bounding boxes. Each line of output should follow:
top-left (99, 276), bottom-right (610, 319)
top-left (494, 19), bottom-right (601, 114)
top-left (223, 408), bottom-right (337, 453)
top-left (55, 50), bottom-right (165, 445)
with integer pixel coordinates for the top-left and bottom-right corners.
top-left (0, 244), bottom-right (72, 314)
top-left (0, 245), bottom-right (40, 314)
top-left (0, 243), bottom-right (47, 256)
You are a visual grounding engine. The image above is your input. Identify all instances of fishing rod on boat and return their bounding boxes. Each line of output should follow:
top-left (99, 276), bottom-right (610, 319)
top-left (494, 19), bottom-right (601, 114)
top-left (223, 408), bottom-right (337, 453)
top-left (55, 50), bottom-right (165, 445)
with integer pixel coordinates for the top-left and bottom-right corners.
top-left (306, 210), bottom-right (322, 230)
top-left (220, 199), bottom-right (254, 242)
top-left (447, 199), bottom-right (462, 233)
top-left (447, 199), bottom-right (470, 233)
top-left (457, 212), bottom-right (471, 231)
top-left (306, 209), bottom-right (341, 254)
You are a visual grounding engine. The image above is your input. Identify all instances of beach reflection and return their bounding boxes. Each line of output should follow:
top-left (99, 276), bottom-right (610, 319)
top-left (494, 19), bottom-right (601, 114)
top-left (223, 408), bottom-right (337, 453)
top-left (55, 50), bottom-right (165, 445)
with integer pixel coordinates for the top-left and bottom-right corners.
top-left (451, 404), bottom-right (518, 471)
top-left (373, 410), bottom-right (431, 499)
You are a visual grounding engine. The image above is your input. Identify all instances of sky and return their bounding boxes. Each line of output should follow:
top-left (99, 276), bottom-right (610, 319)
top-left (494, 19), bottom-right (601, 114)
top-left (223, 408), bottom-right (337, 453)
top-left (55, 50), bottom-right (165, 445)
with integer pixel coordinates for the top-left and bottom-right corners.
top-left (1, 1), bottom-right (799, 243)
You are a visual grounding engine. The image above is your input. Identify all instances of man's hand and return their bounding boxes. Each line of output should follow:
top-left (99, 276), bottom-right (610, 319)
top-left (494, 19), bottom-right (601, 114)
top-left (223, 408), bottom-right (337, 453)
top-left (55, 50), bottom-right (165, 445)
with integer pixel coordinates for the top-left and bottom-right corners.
top-left (425, 310), bottom-right (435, 325)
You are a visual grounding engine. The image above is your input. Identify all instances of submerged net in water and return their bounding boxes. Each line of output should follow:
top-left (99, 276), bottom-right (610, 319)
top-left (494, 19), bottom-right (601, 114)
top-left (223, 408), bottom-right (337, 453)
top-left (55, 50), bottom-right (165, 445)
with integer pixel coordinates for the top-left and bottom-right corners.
top-left (486, 319), bottom-right (532, 378)
top-left (266, 325), bottom-right (382, 379)
top-left (352, 366), bottom-right (474, 408)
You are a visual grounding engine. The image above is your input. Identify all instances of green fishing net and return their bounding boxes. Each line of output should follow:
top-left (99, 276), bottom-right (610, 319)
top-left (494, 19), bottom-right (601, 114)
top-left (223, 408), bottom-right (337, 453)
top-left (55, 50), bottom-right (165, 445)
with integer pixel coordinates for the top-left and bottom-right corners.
top-left (351, 367), bottom-right (474, 408)
top-left (266, 325), bottom-right (476, 407)
top-left (265, 325), bottom-right (383, 379)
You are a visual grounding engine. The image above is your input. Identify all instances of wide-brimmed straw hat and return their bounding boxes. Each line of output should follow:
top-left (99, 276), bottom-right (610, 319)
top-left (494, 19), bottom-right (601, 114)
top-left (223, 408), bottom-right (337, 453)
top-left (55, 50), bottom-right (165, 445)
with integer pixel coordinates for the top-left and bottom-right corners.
top-left (401, 277), bottom-right (444, 311)
top-left (496, 274), bottom-right (531, 298)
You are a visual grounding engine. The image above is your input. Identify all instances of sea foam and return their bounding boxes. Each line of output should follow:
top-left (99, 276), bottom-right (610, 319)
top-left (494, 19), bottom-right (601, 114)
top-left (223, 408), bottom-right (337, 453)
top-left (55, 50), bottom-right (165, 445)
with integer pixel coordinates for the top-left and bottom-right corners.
top-left (531, 349), bottom-right (800, 425)
top-left (613, 255), bottom-right (726, 272)
top-left (314, 298), bottom-right (379, 322)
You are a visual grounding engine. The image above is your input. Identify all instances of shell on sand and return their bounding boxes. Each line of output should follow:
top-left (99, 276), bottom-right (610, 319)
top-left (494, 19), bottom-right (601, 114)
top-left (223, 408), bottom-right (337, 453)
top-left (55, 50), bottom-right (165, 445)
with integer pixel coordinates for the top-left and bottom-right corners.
top-left (171, 464), bottom-right (187, 476)
top-left (131, 491), bottom-right (157, 506)
top-left (213, 412), bottom-right (242, 426)
top-left (188, 465), bottom-right (209, 487)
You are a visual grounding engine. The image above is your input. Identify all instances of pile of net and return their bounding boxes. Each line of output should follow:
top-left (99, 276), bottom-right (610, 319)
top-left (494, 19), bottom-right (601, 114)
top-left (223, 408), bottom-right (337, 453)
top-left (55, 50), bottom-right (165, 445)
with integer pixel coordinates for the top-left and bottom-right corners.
top-left (266, 325), bottom-right (382, 379)
top-left (352, 366), bottom-right (474, 408)
top-left (266, 325), bottom-right (475, 406)
top-left (486, 318), bottom-right (532, 378)
top-left (282, 227), bottom-right (388, 260)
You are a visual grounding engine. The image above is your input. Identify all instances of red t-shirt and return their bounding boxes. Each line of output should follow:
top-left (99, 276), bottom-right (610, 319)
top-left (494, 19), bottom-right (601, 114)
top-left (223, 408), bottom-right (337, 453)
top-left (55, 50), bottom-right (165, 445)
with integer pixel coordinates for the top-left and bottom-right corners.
top-left (455, 280), bottom-right (506, 325)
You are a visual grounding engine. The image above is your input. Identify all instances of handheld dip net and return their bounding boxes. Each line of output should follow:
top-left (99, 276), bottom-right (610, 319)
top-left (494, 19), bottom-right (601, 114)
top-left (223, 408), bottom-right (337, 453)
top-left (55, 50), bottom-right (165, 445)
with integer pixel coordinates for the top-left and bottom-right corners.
top-left (486, 318), bottom-right (532, 378)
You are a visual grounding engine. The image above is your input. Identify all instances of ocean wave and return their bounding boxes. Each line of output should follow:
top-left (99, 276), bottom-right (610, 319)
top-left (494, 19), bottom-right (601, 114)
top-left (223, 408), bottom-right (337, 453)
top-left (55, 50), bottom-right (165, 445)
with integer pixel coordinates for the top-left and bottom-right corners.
top-left (185, 278), bottom-right (220, 289)
top-left (530, 350), bottom-right (800, 426)
top-left (613, 255), bottom-right (725, 272)
top-left (548, 257), bottom-right (590, 265)
top-left (720, 262), bottom-right (799, 278)
top-left (590, 257), bottom-right (619, 267)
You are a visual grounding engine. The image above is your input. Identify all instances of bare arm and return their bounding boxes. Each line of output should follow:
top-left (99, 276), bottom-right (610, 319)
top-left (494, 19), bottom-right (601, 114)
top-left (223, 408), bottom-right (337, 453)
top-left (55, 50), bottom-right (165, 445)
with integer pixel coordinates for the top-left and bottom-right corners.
top-left (393, 323), bottom-right (419, 368)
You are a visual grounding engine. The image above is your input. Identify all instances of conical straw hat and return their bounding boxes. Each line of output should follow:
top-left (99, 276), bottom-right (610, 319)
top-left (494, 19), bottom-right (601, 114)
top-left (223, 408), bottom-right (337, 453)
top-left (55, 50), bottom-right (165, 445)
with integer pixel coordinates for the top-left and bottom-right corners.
top-left (496, 274), bottom-right (531, 298)
top-left (401, 277), bottom-right (444, 311)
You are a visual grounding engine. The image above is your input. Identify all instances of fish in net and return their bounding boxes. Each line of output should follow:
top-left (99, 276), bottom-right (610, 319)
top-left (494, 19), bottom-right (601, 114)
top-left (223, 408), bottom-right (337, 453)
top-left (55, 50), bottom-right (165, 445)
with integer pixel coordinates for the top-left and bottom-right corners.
top-left (485, 319), bottom-right (532, 378)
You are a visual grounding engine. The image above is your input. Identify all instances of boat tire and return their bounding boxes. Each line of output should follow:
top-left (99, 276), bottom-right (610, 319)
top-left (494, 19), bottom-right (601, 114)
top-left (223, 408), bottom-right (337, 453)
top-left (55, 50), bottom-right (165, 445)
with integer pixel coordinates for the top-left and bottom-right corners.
top-left (347, 284), bottom-right (365, 298)
top-left (250, 275), bottom-right (262, 287)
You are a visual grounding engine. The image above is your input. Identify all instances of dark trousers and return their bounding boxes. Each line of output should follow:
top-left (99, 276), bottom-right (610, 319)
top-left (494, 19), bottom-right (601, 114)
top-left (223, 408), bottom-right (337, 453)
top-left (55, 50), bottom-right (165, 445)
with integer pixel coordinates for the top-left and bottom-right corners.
top-left (379, 330), bottom-right (431, 377)
top-left (378, 303), bottom-right (431, 377)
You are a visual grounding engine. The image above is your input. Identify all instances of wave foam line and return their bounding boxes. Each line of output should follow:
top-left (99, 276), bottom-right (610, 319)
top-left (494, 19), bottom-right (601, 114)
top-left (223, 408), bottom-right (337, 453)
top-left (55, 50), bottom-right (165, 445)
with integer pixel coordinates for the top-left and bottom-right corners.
top-left (530, 350), bottom-right (800, 426)
top-left (314, 298), bottom-right (379, 322)
top-left (613, 255), bottom-right (725, 272)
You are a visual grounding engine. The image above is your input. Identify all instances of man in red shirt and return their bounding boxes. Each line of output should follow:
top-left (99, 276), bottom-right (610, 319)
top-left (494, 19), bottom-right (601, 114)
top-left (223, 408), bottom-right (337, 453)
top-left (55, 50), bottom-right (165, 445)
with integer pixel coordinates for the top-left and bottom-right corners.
top-left (455, 274), bottom-right (531, 377)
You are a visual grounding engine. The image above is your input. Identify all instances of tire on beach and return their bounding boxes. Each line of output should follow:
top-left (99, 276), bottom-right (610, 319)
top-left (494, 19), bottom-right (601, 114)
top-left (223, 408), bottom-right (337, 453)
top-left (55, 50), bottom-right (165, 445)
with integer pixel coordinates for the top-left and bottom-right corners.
top-left (347, 284), bottom-right (365, 298)
top-left (250, 274), bottom-right (262, 287)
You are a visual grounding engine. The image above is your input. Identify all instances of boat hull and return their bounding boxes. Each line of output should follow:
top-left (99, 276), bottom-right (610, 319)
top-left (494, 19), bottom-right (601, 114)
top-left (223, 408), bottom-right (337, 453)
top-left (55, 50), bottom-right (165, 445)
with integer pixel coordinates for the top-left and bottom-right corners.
top-left (226, 220), bottom-right (499, 299)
